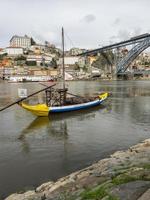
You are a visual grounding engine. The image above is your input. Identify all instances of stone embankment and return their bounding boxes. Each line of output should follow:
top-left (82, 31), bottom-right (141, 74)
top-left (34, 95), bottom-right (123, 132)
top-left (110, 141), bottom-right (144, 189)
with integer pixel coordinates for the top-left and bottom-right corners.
top-left (5, 139), bottom-right (150, 200)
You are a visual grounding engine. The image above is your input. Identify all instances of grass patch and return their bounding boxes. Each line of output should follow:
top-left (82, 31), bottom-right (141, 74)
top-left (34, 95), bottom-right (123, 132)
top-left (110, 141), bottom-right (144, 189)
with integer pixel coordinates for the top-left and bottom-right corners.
top-left (141, 163), bottom-right (150, 169)
top-left (80, 185), bottom-right (120, 200)
top-left (80, 181), bottom-right (117, 200)
top-left (81, 185), bottom-right (107, 199)
top-left (112, 174), bottom-right (138, 185)
top-left (112, 165), bottom-right (150, 186)
top-left (106, 195), bottom-right (119, 200)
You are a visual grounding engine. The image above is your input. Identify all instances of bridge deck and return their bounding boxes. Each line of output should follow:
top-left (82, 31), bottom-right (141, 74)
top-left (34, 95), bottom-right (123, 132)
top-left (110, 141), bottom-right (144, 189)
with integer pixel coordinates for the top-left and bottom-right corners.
top-left (78, 33), bottom-right (150, 56)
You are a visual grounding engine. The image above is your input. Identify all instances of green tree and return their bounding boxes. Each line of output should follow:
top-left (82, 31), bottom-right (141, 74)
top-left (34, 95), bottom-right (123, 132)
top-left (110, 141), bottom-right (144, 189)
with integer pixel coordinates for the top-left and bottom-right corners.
top-left (26, 61), bottom-right (36, 66)
top-left (50, 57), bottom-right (57, 68)
top-left (0, 53), bottom-right (7, 60)
top-left (14, 55), bottom-right (26, 61)
top-left (74, 62), bottom-right (80, 70)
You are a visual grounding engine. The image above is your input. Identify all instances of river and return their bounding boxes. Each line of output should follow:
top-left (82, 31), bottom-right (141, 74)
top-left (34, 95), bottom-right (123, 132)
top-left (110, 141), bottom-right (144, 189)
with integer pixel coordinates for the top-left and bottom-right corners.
top-left (0, 80), bottom-right (150, 198)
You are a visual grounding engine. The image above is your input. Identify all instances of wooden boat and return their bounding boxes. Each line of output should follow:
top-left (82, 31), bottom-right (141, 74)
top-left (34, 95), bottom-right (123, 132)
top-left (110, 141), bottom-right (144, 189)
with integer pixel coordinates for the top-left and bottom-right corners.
top-left (20, 93), bottom-right (108, 117)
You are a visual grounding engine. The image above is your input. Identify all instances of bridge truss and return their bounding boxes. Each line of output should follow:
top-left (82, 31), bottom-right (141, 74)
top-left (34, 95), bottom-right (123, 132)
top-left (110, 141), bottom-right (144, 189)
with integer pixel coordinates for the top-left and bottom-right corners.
top-left (117, 36), bottom-right (150, 74)
top-left (78, 33), bottom-right (150, 74)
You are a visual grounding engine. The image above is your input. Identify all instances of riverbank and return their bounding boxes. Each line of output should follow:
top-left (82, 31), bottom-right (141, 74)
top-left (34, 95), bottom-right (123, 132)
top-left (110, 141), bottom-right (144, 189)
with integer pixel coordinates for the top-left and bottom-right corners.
top-left (5, 138), bottom-right (150, 200)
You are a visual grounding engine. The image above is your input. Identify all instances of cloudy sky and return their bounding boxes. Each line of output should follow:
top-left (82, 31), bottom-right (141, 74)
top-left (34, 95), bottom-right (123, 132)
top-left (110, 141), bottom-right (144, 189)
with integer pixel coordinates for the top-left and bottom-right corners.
top-left (0, 0), bottom-right (150, 49)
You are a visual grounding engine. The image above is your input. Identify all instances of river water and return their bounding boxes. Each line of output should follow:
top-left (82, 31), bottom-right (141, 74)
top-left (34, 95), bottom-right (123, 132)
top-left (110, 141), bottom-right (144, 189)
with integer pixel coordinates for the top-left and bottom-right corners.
top-left (0, 80), bottom-right (150, 198)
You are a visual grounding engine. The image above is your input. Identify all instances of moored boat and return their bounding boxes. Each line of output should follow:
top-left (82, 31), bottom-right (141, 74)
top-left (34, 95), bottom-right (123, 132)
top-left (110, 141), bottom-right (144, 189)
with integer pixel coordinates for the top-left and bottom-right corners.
top-left (20, 93), bottom-right (108, 117)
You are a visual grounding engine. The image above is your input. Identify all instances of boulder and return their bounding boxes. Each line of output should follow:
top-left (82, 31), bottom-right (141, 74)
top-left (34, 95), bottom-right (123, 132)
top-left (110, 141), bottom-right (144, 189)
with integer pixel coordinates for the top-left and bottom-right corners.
top-left (110, 181), bottom-right (150, 200)
top-left (138, 188), bottom-right (150, 200)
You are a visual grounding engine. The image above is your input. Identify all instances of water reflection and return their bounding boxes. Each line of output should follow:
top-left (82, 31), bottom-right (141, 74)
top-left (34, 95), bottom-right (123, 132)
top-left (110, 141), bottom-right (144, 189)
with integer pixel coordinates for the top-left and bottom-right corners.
top-left (18, 105), bottom-right (107, 154)
top-left (108, 81), bottom-right (150, 122)
top-left (129, 97), bottom-right (150, 125)
top-left (18, 117), bottom-right (50, 140)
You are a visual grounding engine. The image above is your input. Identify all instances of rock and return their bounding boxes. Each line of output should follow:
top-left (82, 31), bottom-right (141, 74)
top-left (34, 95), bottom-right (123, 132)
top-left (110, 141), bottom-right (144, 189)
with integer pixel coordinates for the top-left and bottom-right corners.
top-left (69, 173), bottom-right (77, 182)
top-left (138, 188), bottom-right (150, 200)
top-left (110, 181), bottom-right (150, 200)
top-left (36, 181), bottom-right (54, 192)
top-left (5, 190), bottom-right (42, 200)
top-left (76, 171), bottom-right (90, 180)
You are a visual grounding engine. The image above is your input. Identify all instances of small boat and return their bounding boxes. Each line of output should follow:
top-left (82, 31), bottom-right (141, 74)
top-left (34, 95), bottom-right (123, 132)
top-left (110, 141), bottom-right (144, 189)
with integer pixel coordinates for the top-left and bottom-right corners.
top-left (20, 93), bottom-right (108, 116)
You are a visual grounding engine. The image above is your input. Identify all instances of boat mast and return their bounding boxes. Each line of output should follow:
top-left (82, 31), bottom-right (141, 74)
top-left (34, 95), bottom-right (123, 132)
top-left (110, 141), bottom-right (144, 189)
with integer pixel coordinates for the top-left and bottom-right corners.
top-left (62, 27), bottom-right (65, 90)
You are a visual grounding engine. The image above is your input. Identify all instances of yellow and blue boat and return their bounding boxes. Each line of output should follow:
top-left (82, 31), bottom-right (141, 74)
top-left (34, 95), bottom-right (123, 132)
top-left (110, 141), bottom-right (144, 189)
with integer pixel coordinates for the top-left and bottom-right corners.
top-left (20, 93), bottom-right (108, 117)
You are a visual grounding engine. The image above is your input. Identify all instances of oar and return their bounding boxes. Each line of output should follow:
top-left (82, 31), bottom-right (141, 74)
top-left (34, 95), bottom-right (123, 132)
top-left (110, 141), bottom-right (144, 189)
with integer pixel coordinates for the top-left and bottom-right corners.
top-left (0, 99), bottom-right (24, 112)
top-left (0, 83), bottom-right (56, 112)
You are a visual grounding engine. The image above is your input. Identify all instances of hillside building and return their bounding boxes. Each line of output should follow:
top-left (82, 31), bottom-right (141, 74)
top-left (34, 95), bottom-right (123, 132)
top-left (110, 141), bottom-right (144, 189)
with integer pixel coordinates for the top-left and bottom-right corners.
top-left (5, 47), bottom-right (23, 55)
top-left (10, 35), bottom-right (35, 48)
top-left (26, 55), bottom-right (52, 66)
top-left (59, 56), bottom-right (79, 68)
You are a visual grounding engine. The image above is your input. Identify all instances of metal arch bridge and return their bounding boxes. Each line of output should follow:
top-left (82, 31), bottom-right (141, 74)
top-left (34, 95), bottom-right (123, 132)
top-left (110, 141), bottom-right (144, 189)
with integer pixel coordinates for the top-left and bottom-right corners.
top-left (78, 33), bottom-right (150, 74)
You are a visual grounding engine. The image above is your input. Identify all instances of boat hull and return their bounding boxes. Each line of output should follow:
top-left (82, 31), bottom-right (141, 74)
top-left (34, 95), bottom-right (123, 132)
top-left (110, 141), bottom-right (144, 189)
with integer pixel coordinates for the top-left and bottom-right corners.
top-left (50, 99), bottom-right (102, 113)
top-left (20, 93), bottom-right (108, 117)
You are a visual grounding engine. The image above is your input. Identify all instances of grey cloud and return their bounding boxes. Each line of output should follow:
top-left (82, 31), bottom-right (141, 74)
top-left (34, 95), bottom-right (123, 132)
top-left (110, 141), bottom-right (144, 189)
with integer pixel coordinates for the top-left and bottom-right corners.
top-left (82, 14), bottom-right (96, 23)
top-left (113, 18), bottom-right (121, 25)
top-left (31, 28), bottom-right (62, 47)
top-left (118, 29), bottom-right (131, 40)
top-left (132, 27), bottom-right (142, 36)
top-left (109, 27), bottom-right (143, 44)
top-left (118, 28), bottom-right (143, 40)
top-left (109, 35), bottom-right (117, 40)
top-left (108, 30), bottom-right (129, 42)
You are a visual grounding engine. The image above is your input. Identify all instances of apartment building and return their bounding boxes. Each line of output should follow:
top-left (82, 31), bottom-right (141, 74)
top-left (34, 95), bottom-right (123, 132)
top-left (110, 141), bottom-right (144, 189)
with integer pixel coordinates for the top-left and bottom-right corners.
top-left (5, 47), bottom-right (23, 55)
top-left (10, 35), bottom-right (35, 48)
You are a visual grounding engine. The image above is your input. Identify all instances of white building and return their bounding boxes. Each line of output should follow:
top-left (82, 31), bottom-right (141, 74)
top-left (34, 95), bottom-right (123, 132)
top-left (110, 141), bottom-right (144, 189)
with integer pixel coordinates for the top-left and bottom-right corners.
top-left (30, 44), bottom-right (46, 53)
top-left (10, 35), bottom-right (34, 48)
top-left (59, 56), bottom-right (79, 68)
top-left (27, 55), bottom-right (52, 66)
top-left (5, 47), bottom-right (23, 55)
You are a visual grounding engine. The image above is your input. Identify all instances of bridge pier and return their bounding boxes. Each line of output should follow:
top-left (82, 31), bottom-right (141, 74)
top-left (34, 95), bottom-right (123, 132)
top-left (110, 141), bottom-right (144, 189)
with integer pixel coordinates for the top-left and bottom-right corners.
top-left (117, 73), bottom-right (133, 80)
